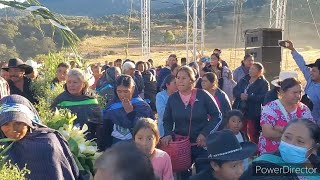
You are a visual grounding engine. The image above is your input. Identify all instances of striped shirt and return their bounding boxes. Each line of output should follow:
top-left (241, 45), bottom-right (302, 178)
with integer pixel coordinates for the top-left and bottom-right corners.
top-left (0, 77), bottom-right (10, 99)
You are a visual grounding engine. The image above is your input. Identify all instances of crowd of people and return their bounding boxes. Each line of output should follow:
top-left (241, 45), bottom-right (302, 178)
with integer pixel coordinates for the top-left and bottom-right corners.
top-left (0, 40), bottom-right (320, 180)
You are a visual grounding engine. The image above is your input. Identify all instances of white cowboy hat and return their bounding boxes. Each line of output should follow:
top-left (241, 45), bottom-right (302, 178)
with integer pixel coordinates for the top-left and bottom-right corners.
top-left (271, 71), bottom-right (298, 87)
top-left (25, 59), bottom-right (42, 69)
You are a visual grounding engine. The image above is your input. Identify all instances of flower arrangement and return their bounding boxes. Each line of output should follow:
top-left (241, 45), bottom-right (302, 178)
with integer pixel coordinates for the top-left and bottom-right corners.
top-left (0, 139), bottom-right (29, 180)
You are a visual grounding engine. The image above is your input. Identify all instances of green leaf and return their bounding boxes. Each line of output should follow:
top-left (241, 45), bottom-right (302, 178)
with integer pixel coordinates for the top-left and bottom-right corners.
top-left (68, 138), bottom-right (79, 156)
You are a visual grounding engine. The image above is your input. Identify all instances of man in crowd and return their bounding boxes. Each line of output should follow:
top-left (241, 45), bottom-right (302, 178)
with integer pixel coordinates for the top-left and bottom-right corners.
top-left (157, 54), bottom-right (177, 92)
top-left (233, 54), bottom-right (254, 83)
top-left (1, 58), bottom-right (37, 104)
top-left (122, 61), bottom-right (144, 96)
top-left (213, 48), bottom-right (228, 67)
top-left (286, 40), bottom-right (320, 124)
top-left (114, 59), bottom-right (123, 69)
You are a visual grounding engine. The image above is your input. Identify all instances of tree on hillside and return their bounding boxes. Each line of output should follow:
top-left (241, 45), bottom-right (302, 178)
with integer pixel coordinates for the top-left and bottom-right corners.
top-left (164, 30), bottom-right (175, 44)
top-left (0, 44), bottom-right (18, 61)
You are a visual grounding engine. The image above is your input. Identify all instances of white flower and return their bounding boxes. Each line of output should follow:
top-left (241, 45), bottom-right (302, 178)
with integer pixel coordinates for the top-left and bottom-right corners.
top-left (83, 146), bottom-right (97, 155)
top-left (78, 143), bottom-right (87, 153)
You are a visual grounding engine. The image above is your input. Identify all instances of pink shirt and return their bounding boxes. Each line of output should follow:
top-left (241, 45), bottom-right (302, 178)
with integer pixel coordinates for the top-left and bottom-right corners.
top-left (151, 149), bottom-right (174, 180)
top-left (258, 101), bottom-right (313, 154)
top-left (179, 92), bottom-right (191, 106)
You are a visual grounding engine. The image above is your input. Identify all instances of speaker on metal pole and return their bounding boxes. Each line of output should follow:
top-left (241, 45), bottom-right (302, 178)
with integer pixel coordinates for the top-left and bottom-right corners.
top-left (244, 28), bottom-right (283, 82)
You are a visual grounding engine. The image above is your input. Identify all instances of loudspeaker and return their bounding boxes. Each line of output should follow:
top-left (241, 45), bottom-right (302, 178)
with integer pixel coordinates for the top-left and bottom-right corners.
top-left (245, 28), bottom-right (282, 48)
top-left (262, 62), bottom-right (281, 82)
top-left (245, 47), bottom-right (281, 63)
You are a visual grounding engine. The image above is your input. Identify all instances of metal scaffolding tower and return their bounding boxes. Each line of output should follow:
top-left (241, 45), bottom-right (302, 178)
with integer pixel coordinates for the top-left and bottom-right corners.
top-left (186, 0), bottom-right (206, 62)
top-left (269, 0), bottom-right (287, 30)
top-left (141, 0), bottom-right (151, 59)
top-left (230, 0), bottom-right (244, 68)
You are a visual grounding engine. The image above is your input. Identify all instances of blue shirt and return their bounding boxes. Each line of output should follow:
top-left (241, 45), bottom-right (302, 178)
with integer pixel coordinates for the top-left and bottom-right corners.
top-left (156, 90), bottom-right (169, 137)
top-left (292, 51), bottom-right (320, 122)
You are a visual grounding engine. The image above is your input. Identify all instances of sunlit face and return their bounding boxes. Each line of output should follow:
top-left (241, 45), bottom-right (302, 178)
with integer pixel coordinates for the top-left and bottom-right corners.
top-left (66, 75), bottom-right (85, 96)
top-left (201, 76), bottom-right (215, 91)
top-left (57, 66), bottom-right (69, 82)
top-left (212, 160), bottom-right (244, 180)
top-left (8, 68), bottom-right (25, 82)
top-left (1, 121), bottom-right (29, 140)
top-left (125, 68), bottom-right (135, 77)
top-left (227, 116), bottom-right (243, 135)
top-left (280, 84), bottom-right (302, 105)
top-left (91, 65), bottom-right (101, 75)
top-left (167, 57), bottom-right (177, 67)
top-left (166, 79), bottom-right (178, 93)
top-left (282, 123), bottom-right (315, 157)
top-left (1, 69), bottom-right (10, 80)
top-left (310, 67), bottom-right (320, 82)
top-left (176, 70), bottom-right (193, 92)
top-left (134, 128), bottom-right (158, 156)
top-left (116, 85), bottom-right (135, 101)
top-left (137, 63), bottom-right (145, 73)
top-left (210, 55), bottom-right (219, 66)
top-left (243, 57), bottom-right (254, 68)
top-left (115, 61), bottom-right (122, 69)
top-left (249, 65), bottom-right (261, 78)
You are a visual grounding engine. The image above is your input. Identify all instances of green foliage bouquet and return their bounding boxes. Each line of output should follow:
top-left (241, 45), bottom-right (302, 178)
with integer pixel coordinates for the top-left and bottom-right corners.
top-left (0, 139), bottom-right (29, 180)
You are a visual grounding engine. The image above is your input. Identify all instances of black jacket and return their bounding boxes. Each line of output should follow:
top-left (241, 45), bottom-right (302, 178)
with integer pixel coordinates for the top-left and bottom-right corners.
top-left (263, 87), bottom-right (279, 106)
top-left (232, 75), bottom-right (269, 119)
top-left (142, 70), bottom-right (157, 111)
top-left (189, 169), bottom-right (217, 180)
top-left (8, 77), bottom-right (38, 104)
top-left (163, 89), bottom-right (222, 143)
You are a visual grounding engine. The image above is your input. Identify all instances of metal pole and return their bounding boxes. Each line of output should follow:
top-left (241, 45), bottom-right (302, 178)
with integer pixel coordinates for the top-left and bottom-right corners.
top-left (193, 0), bottom-right (198, 62)
top-left (200, 0), bottom-right (205, 57)
top-left (186, 0), bottom-right (190, 62)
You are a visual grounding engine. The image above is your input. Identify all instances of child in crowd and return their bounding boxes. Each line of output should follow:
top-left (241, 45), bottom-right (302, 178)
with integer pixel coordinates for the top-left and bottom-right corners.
top-left (223, 110), bottom-right (250, 169)
top-left (133, 118), bottom-right (174, 180)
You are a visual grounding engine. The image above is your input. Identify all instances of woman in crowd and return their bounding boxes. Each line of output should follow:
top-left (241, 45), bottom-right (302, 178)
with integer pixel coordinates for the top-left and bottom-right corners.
top-left (0, 95), bottom-right (79, 180)
top-left (258, 78), bottom-right (313, 154)
top-left (136, 61), bottom-right (145, 73)
top-left (133, 118), bottom-right (174, 180)
top-left (90, 63), bottom-right (102, 90)
top-left (208, 53), bottom-right (234, 100)
top-left (241, 118), bottom-right (320, 179)
top-left (96, 67), bottom-right (121, 104)
top-left (156, 75), bottom-right (177, 137)
top-left (51, 68), bottom-right (103, 147)
top-left (201, 72), bottom-right (231, 117)
top-left (103, 75), bottom-right (154, 144)
top-left (51, 62), bottom-right (70, 88)
top-left (161, 66), bottom-right (222, 179)
top-left (142, 62), bottom-right (157, 112)
top-left (233, 62), bottom-right (269, 144)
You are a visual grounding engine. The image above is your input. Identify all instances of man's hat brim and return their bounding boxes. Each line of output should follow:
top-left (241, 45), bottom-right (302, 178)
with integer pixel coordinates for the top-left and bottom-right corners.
top-left (197, 142), bottom-right (257, 162)
top-left (2, 64), bottom-right (33, 74)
